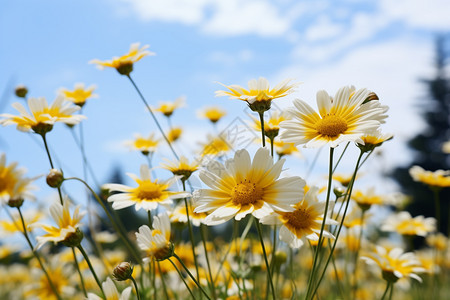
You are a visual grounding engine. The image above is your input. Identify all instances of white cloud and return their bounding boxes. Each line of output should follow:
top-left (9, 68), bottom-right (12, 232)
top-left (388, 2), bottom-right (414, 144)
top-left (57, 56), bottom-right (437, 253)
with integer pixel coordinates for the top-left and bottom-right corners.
top-left (380, 0), bottom-right (450, 30)
top-left (304, 16), bottom-right (345, 41)
top-left (207, 49), bottom-right (254, 65)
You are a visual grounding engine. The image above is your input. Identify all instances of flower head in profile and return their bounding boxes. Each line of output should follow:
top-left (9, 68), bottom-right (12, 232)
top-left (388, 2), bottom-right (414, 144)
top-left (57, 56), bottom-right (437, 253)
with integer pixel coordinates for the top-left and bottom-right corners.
top-left (409, 165), bottom-right (450, 189)
top-left (260, 187), bottom-right (338, 248)
top-left (34, 199), bottom-right (85, 249)
top-left (124, 132), bottom-right (159, 156)
top-left (59, 83), bottom-right (97, 107)
top-left (197, 106), bottom-right (227, 123)
top-left (154, 96), bottom-right (185, 117)
top-left (0, 153), bottom-right (38, 206)
top-left (167, 127), bottom-right (182, 143)
top-left (280, 86), bottom-right (388, 148)
top-left (381, 211), bottom-right (436, 237)
top-left (89, 42), bottom-right (155, 75)
top-left (87, 277), bottom-right (132, 300)
top-left (104, 164), bottom-right (189, 212)
top-left (136, 213), bottom-right (173, 262)
top-left (361, 245), bottom-right (425, 283)
top-left (351, 187), bottom-right (395, 211)
top-left (357, 129), bottom-right (393, 153)
top-left (170, 202), bottom-right (207, 227)
top-left (199, 133), bottom-right (233, 157)
top-left (252, 110), bottom-right (288, 140)
top-left (161, 156), bottom-right (199, 182)
top-left (272, 138), bottom-right (302, 159)
top-left (0, 96), bottom-right (85, 135)
top-left (193, 147), bottom-right (306, 225)
top-left (442, 141), bottom-right (450, 154)
top-left (216, 77), bottom-right (299, 112)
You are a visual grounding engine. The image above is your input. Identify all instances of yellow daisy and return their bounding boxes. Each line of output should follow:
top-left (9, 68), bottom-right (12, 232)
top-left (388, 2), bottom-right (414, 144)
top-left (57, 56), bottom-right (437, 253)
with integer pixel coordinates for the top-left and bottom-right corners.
top-left (361, 245), bottom-right (425, 283)
top-left (199, 133), bottom-right (233, 157)
top-left (197, 106), bottom-right (227, 123)
top-left (357, 129), bottom-right (393, 152)
top-left (136, 213), bottom-right (173, 262)
top-left (89, 42), bottom-right (154, 75)
top-left (0, 210), bottom-right (43, 235)
top-left (193, 147), bottom-right (306, 225)
top-left (104, 164), bottom-right (189, 212)
top-left (87, 277), bottom-right (132, 300)
top-left (251, 110), bottom-right (288, 139)
top-left (154, 96), bottom-right (185, 117)
top-left (161, 155), bottom-right (199, 182)
top-left (381, 211), bottom-right (436, 237)
top-left (425, 233), bottom-right (448, 251)
top-left (167, 127), bottom-right (183, 143)
top-left (0, 96), bottom-right (85, 135)
top-left (59, 83), bottom-right (98, 107)
top-left (272, 138), bottom-right (302, 159)
top-left (216, 77), bottom-right (299, 112)
top-left (409, 165), bottom-right (450, 188)
top-left (170, 202), bottom-right (207, 227)
top-left (124, 132), bottom-right (160, 155)
top-left (34, 199), bottom-right (85, 249)
top-left (351, 187), bottom-right (394, 211)
top-left (260, 187), bottom-right (338, 248)
top-left (0, 153), bottom-right (38, 205)
top-left (280, 86), bottom-right (388, 148)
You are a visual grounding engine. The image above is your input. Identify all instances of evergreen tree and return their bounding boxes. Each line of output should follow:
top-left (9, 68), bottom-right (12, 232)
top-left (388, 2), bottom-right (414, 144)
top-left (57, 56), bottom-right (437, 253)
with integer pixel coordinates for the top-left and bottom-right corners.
top-left (391, 36), bottom-right (450, 235)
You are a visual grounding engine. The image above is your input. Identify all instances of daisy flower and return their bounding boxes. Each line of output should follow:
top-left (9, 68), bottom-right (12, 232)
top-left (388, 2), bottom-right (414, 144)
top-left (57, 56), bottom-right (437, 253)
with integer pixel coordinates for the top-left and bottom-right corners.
top-left (357, 129), bottom-right (393, 152)
top-left (197, 106), bottom-right (227, 123)
top-left (425, 233), bottom-right (448, 251)
top-left (216, 77), bottom-right (299, 112)
top-left (161, 155), bottom-right (199, 182)
top-left (251, 110), bottom-right (288, 139)
top-left (260, 187), bottom-right (338, 248)
top-left (59, 83), bottom-right (98, 107)
top-left (167, 127), bottom-right (182, 143)
top-left (199, 133), bottom-right (233, 157)
top-left (381, 211), bottom-right (436, 237)
top-left (124, 132), bottom-right (160, 155)
top-left (193, 147), bottom-right (305, 225)
top-left (170, 202), bottom-right (207, 227)
top-left (272, 138), bottom-right (302, 159)
top-left (154, 96), bottom-right (185, 117)
top-left (409, 165), bottom-right (450, 188)
top-left (0, 96), bottom-right (85, 135)
top-left (361, 245), bottom-right (425, 283)
top-left (87, 277), bottom-right (132, 300)
top-left (279, 86), bottom-right (388, 148)
top-left (0, 153), bottom-right (38, 206)
top-left (136, 213), bottom-right (173, 261)
top-left (34, 200), bottom-right (85, 249)
top-left (442, 141), bottom-right (450, 154)
top-left (351, 187), bottom-right (395, 211)
top-left (103, 164), bottom-right (189, 212)
top-left (90, 42), bottom-right (154, 75)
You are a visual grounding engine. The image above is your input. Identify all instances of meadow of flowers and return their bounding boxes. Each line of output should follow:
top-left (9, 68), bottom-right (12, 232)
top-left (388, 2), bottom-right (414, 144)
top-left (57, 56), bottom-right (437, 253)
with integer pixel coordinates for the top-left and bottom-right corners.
top-left (1, 42), bottom-right (449, 300)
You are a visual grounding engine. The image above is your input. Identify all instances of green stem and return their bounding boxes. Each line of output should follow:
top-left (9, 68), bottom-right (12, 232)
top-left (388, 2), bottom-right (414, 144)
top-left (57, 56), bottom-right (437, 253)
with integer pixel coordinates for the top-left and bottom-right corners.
top-left (64, 177), bottom-right (142, 263)
top-left (16, 207), bottom-right (62, 300)
top-left (168, 258), bottom-right (196, 299)
top-left (72, 247), bottom-right (87, 297)
top-left (157, 262), bottom-right (170, 300)
top-left (388, 283), bottom-right (394, 300)
top-left (380, 282), bottom-right (392, 300)
top-left (127, 75), bottom-right (179, 160)
top-left (332, 142), bottom-right (350, 173)
top-left (130, 276), bottom-right (142, 300)
top-left (306, 147), bottom-right (334, 300)
top-left (309, 150), bottom-right (364, 299)
top-left (173, 253), bottom-right (212, 300)
top-left (148, 210), bottom-right (153, 228)
top-left (258, 111), bottom-right (266, 147)
top-left (255, 220), bottom-right (276, 300)
top-left (270, 137), bottom-right (274, 157)
top-left (40, 133), bottom-right (55, 169)
top-left (351, 210), bottom-right (366, 299)
top-left (201, 224), bottom-right (217, 300)
top-left (77, 244), bottom-right (105, 296)
top-left (432, 188), bottom-right (441, 231)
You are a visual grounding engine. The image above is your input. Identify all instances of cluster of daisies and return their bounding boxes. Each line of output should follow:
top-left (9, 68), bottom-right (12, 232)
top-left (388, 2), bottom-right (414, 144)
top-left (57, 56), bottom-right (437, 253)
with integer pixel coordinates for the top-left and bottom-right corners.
top-left (0, 42), bottom-right (449, 300)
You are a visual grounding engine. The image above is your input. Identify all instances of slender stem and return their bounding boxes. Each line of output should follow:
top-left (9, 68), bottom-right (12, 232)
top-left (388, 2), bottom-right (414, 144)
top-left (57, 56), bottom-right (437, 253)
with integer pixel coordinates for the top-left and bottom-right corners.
top-left (351, 210), bottom-right (366, 299)
top-left (168, 258), bottom-right (196, 299)
top-left (305, 146), bottom-right (323, 180)
top-left (77, 244), bottom-right (105, 296)
top-left (306, 147), bottom-right (334, 300)
top-left (72, 247), bottom-right (87, 297)
top-left (64, 177), bottom-right (142, 263)
top-left (255, 220), bottom-right (276, 300)
top-left (332, 142), bottom-right (350, 173)
top-left (173, 253), bottom-right (212, 300)
top-left (157, 262), bottom-right (170, 300)
top-left (127, 75), bottom-right (179, 160)
top-left (388, 283), bottom-right (394, 300)
top-left (201, 224), bottom-right (217, 300)
top-left (265, 225), bottom-right (278, 300)
top-left (152, 261), bottom-right (157, 300)
top-left (16, 207), bottom-right (62, 300)
top-left (258, 111), bottom-right (266, 147)
top-left (380, 282), bottom-right (392, 300)
top-left (148, 210), bottom-right (153, 228)
top-left (130, 276), bottom-right (142, 300)
top-left (309, 150), bottom-right (365, 299)
top-left (40, 133), bottom-right (55, 169)
top-left (270, 137), bottom-right (274, 157)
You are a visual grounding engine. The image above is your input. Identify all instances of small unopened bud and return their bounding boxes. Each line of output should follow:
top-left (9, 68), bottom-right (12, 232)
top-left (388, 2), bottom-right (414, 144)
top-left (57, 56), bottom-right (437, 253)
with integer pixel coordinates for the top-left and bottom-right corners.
top-left (113, 262), bottom-right (134, 281)
top-left (274, 251), bottom-right (287, 266)
top-left (7, 198), bottom-right (24, 208)
top-left (15, 85), bottom-right (28, 98)
top-left (333, 187), bottom-right (345, 198)
top-left (46, 169), bottom-right (64, 188)
top-left (363, 92), bottom-right (379, 104)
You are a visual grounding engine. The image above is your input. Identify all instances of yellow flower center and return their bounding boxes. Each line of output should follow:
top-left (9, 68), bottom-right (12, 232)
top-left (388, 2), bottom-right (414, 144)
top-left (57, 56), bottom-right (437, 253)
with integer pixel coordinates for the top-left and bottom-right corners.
top-left (231, 180), bottom-right (263, 205)
top-left (283, 202), bottom-right (320, 238)
top-left (316, 115), bottom-right (348, 137)
top-left (136, 182), bottom-right (164, 201)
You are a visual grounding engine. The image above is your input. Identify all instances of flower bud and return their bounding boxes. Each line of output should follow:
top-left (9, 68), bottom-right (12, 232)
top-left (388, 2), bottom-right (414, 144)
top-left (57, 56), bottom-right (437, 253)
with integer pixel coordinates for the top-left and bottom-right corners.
top-left (46, 169), bottom-right (64, 188)
top-left (116, 62), bottom-right (134, 76)
top-left (15, 85), bottom-right (28, 98)
top-left (7, 198), bottom-right (24, 208)
top-left (113, 262), bottom-right (134, 281)
top-left (61, 228), bottom-right (84, 247)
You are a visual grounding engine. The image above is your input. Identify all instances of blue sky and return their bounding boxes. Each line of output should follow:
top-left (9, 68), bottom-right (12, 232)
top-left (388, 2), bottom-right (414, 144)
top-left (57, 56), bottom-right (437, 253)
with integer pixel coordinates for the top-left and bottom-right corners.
top-left (1, 0), bottom-right (450, 205)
